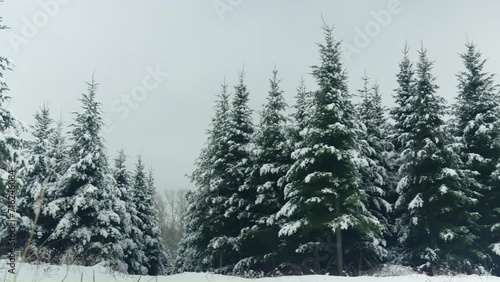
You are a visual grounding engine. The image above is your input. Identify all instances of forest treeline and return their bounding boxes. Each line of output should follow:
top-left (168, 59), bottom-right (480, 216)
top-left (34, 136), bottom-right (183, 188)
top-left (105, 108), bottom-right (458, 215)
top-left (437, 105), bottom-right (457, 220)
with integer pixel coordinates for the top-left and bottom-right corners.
top-left (1, 18), bottom-right (500, 277)
top-left (175, 25), bottom-right (500, 276)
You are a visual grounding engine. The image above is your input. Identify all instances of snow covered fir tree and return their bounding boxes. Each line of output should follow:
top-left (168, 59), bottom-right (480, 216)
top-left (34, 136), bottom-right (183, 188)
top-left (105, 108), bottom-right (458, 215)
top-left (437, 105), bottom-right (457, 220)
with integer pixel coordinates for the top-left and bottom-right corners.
top-left (112, 149), bottom-right (149, 275)
top-left (234, 68), bottom-right (290, 274)
top-left (42, 78), bottom-right (130, 269)
top-left (356, 75), bottom-right (394, 263)
top-left (0, 18), bottom-right (27, 252)
top-left (2, 13), bottom-right (500, 277)
top-left (452, 42), bottom-right (500, 274)
top-left (134, 160), bottom-right (171, 275)
top-left (175, 80), bottom-right (237, 273)
top-left (276, 25), bottom-right (387, 275)
top-left (392, 46), bottom-right (483, 274)
top-left (16, 105), bottom-right (58, 261)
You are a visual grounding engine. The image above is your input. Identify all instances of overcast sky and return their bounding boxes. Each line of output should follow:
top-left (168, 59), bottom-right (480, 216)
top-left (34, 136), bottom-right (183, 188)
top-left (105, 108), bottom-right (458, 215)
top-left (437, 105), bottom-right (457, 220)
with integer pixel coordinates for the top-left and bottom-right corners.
top-left (1, 0), bottom-right (500, 191)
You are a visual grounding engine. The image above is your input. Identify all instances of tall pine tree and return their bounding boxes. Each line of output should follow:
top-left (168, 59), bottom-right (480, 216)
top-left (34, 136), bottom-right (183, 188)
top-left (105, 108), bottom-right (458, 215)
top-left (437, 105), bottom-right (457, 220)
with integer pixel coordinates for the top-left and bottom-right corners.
top-left (17, 105), bottom-right (57, 260)
top-left (38, 117), bottom-right (70, 260)
top-left (452, 42), bottom-right (500, 273)
top-left (132, 157), bottom-right (170, 275)
top-left (45, 78), bottom-right (126, 270)
top-left (146, 168), bottom-right (171, 275)
top-left (113, 149), bottom-right (148, 274)
top-left (176, 81), bottom-right (232, 272)
top-left (390, 44), bottom-right (415, 155)
top-left (288, 78), bottom-right (313, 150)
top-left (0, 17), bottom-right (26, 251)
top-left (47, 117), bottom-right (70, 182)
top-left (278, 25), bottom-right (384, 275)
top-left (273, 78), bottom-right (314, 274)
top-left (235, 68), bottom-right (289, 274)
top-left (210, 73), bottom-right (254, 273)
top-left (356, 76), bottom-right (393, 262)
top-left (393, 47), bottom-right (482, 273)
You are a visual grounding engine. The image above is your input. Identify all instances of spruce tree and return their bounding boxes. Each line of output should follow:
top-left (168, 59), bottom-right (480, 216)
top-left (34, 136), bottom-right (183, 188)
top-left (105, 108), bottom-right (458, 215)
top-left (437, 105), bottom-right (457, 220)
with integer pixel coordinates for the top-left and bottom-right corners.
top-left (356, 76), bottom-right (393, 262)
top-left (209, 73), bottom-right (254, 273)
top-left (174, 189), bottom-right (209, 272)
top-left (195, 73), bottom-right (253, 273)
top-left (176, 82), bottom-right (232, 272)
top-left (16, 105), bottom-right (56, 259)
top-left (47, 118), bottom-right (70, 180)
top-left (45, 78), bottom-right (126, 270)
top-left (132, 157), bottom-right (170, 275)
top-left (390, 44), bottom-right (416, 154)
top-left (235, 68), bottom-right (289, 274)
top-left (146, 168), bottom-right (171, 275)
top-left (113, 149), bottom-right (148, 274)
top-left (0, 18), bottom-right (26, 250)
top-left (131, 157), bottom-right (149, 269)
top-left (278, 25), bottom-right (383, 275)
top-left (452, 42), bottom-right (500, 273)
top-left (181, 74), bottom-right (254, 274)
top-left (34, 117), bottom-right (70, 262)
top-left (388, 45), bottom-right (418, 263)
top-left (273, 78), bottom-right (314, 274)
top-left (393, 47), bottom-right (482, 272)
top-left (289, 78), bottom-right (313, 148)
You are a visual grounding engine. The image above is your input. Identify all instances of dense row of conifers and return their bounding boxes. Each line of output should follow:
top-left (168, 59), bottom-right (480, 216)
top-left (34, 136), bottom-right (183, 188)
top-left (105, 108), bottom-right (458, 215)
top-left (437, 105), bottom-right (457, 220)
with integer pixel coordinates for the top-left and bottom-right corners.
top-left (1, 19), bottom-right (500, 277)
top-left (0, 20), bottom-right (170, 276)
top-left (0, 85), bottom-right (171, 274)
top-left (174, 25), bottom-right (500, 277)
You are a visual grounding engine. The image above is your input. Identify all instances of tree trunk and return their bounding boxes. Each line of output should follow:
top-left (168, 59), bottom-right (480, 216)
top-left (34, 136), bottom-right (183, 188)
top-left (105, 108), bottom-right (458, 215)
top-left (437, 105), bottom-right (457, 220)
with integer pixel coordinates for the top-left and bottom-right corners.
top-left (272, 246), bottom-right (276, 269)
top-left (335, 198), bottom-right (343, 275)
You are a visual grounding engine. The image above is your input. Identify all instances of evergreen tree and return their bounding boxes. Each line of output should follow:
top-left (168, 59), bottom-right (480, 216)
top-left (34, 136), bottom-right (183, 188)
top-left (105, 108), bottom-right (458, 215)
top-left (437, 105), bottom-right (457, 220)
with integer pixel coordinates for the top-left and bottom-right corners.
top-left (278, 25), bottom-right (384, 275)
top-left (390, 44), bottom-right (416, 154)
top-left (289, 77), bottom-right (313, 148)
top-left (176, 82), bottom-right (232, 272)
top-left (393, 47), bottom-right (482, 272)
top-left (180, 74), bottom-right (254, 274)
top-left (39, 117), bottom-right (69, 261)
top-left (235, 68), bottom-right (289, 274)
top-left (294, 78), bottom-right (312, 132)
top-left (388, 45), bottom-right (419, 263)
top-left (132, 157), bottom-right (170, 275)
top-left (16, 105), bottom-right (56, 260)
top-left (174, 189), bottom-right (208, 272)
top-left (356, 76), bottom-right (393, 262)
top-left (0, 18), bottom-right (26, 250)
top-left (146, 168), bottom-right (171, 275)
top-left (44, 78), bottom-right (126, 270)
top-left (47, 118), bottom-right (70, 179)
top-left (218, 72), bottom-right (254, 273)
top-left (113, 149), bottom-right (148, 274)
top-left (272, 78), bottom-right (314, 274)
top-left (452, 42), bottom-right (500, 273)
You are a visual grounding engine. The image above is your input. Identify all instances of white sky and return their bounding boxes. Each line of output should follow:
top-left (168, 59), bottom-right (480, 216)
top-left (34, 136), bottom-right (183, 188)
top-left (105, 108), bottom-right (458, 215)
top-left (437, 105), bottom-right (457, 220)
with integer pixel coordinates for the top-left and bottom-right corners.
top-left (1, 0), bottom-right (500, 191)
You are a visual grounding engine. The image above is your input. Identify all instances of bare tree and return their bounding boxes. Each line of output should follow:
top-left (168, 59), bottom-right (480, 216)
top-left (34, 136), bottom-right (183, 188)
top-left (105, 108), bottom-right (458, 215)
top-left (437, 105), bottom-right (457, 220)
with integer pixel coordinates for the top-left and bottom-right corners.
top-left (156, 189), bottom-right (188, 258)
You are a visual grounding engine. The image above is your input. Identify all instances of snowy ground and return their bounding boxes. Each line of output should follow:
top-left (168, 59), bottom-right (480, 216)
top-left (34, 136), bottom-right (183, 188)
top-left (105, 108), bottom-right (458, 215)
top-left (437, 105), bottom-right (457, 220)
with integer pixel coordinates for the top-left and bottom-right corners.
top-left (2, 260), bottom-right (500, 282)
